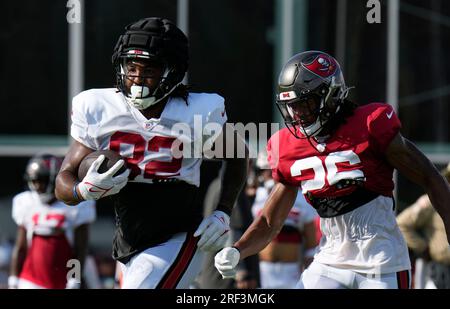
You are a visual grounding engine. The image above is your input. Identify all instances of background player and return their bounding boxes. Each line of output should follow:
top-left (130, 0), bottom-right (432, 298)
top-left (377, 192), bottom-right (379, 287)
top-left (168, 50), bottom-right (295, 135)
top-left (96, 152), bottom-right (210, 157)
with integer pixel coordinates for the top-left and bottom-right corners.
top-left (55, 17), bottom-right (248, 289)
top-left (251, 151), bottom-right (318, 288)
top-left (215, 50), bottom-right (450, 289)
top-left (397, 163), bottom-right (450, 289)
top-left (9, 154), bottom-right (95, 289)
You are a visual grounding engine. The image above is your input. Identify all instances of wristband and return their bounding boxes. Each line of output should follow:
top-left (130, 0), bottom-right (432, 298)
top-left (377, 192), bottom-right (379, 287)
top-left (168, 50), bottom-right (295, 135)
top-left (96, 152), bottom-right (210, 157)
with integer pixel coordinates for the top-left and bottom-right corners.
top-left (72, 182), bottom-right (82, 201)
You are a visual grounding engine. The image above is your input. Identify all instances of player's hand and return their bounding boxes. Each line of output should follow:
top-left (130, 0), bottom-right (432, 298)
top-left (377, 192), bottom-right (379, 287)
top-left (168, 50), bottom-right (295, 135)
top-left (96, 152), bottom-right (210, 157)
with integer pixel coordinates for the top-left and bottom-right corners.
top-left (77, 155), bottom-right (130, 200)
top-left (194, 210), bottom-right (230, 252)
top-left (214, 247), bottom-right (240, 279)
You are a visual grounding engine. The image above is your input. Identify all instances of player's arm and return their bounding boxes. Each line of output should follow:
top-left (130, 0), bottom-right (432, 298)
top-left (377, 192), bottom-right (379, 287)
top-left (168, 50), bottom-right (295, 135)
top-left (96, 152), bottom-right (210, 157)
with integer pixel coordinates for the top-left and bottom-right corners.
top-left (216, 124), bottom-right (249, 215)
top-left (235, 182), bottom-right (298, 259)
top-left (386, 133), bottom-right (450, 241)
top-left (55, 140), bottom-right (94, 205)
top-left (9, 226), bottom-right (27, 288)
top-left (194, 124), bottom-right (249, 252)
top-left (214, 182), bottom-right (297, 278)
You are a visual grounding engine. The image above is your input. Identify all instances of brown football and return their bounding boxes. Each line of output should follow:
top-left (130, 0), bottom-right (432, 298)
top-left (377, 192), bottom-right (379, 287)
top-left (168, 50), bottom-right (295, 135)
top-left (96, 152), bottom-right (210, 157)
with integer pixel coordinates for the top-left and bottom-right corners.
top-left (77, 150), bottom-right (127, 180)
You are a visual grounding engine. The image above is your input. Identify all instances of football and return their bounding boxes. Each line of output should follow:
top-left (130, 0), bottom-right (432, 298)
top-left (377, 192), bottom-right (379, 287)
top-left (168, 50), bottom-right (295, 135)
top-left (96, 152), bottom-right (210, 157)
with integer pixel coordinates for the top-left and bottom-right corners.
top-left (77, 150), bottom-right (127, 180)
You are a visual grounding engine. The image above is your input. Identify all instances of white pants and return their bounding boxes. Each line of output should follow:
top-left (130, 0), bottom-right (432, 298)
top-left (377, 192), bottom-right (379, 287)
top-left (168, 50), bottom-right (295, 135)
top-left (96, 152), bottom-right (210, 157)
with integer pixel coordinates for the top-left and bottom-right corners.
top-left (18, 278), bottom-right (45, 289)
top-left (259, 261), bottom-right (301, 289)
top-left (119, 232), bottom-right (204, 289)
top-left (297, 261), bottom-right (411, 289)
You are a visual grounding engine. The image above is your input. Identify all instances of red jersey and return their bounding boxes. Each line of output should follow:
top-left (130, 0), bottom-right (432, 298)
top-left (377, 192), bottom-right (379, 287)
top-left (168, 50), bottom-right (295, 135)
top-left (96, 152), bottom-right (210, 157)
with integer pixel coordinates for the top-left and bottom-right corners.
top-left (267, 103), bottom-right (401, 199)
top-left (12, 191), bottom-right (96, 289)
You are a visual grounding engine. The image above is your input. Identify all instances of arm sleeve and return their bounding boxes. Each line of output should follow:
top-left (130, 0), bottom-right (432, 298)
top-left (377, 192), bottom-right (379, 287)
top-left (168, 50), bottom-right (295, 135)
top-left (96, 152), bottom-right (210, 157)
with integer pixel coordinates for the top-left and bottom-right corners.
top-left (201, 94), bottom-right (228, 152)
top-left (367, 104), bottom-right (401, 153)
top-left (205, 94), bottom-right (227, 128)
top-left (70, 93), bottom-right (97, 149)
top-left (267, 135), bottom-right (287, 184)
top-left (12, 195), bottom-right (27, 226)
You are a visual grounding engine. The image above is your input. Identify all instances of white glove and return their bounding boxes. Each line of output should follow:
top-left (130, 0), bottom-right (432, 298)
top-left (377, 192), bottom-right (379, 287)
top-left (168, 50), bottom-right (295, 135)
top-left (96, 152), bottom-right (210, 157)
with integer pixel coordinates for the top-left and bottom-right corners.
top-left (194, 210), bottom-right (230, 252)
top-left (78, 155), bottom-right (130, 200)
top-left (214, 247), bottom-right (240, 279)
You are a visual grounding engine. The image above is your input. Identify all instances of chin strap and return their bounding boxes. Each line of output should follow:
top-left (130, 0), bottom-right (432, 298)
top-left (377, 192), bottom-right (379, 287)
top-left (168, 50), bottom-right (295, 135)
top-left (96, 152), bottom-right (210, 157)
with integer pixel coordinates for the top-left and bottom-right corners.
top-left (121, 64), bottom-right (182, 110)
top-left (125, 82), bottom-right (182, 110)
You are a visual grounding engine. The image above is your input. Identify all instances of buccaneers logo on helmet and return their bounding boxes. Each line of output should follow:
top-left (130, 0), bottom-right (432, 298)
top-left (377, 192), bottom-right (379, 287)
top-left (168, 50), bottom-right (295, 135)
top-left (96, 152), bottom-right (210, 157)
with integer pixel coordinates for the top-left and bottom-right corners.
top-left (303, 54), bottom-right (337, 79)
top-left (276, 51), bottom-right (351, 139)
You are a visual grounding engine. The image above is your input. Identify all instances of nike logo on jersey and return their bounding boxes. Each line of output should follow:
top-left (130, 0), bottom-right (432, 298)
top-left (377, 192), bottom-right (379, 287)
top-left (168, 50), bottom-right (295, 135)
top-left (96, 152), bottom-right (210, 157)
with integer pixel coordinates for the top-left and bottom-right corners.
top-left (386, 110), bottom-right (394, 119)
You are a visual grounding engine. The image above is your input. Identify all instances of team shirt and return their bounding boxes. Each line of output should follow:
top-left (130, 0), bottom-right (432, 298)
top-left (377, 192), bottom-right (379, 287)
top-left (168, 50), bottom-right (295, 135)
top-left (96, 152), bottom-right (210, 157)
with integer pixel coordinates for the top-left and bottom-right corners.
top-left (267, 103), bottom-right (411, 274)
top-left (12, 191), bottom-right (95, 288)
top-left (71, 89), bottom-right (227, 186)
top-left (71, 89), bottom-right (227, 263)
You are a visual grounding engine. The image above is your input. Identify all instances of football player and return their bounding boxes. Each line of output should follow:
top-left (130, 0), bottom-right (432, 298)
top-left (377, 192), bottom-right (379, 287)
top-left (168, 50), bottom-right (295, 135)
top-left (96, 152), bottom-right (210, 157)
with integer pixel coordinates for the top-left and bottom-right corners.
top-left (9, 154), bottom-right (95, 289)
top-left (55, 17), bottom-right (248, 289)
top-left (251, 151), bottom-right (318, 288)
top-left (215, 51), bottom-right (450, 289)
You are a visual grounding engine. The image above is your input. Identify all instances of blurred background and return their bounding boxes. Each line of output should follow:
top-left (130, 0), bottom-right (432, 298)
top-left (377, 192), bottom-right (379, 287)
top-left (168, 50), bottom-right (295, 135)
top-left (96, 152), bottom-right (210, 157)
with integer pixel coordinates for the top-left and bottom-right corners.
top-left (0, 0), bottom-right (449, 288)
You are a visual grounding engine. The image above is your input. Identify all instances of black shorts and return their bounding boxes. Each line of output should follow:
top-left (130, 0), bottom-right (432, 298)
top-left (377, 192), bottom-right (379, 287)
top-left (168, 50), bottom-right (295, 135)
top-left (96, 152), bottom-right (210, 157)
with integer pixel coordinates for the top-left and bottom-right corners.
top-left (111, 181), bottom-right (202, 263)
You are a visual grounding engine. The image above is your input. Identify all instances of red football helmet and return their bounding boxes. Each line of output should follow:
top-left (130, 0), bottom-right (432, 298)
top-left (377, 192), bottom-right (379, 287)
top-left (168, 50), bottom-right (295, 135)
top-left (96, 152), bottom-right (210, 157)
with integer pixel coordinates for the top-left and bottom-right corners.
top-left (276, 51), bottom-right (351, 138)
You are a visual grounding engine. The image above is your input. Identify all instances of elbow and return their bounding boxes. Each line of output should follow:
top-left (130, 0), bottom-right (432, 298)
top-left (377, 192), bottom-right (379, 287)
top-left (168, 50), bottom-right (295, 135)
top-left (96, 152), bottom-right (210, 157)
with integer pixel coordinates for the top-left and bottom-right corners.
top-left (54, 184), bottom-right (68, 204)
top-left (54, 174), bottom-right (65, 201)
top-left (264, 215), bottom-right (283, 237)
top-left (55, 177), bottom-right (80, 206)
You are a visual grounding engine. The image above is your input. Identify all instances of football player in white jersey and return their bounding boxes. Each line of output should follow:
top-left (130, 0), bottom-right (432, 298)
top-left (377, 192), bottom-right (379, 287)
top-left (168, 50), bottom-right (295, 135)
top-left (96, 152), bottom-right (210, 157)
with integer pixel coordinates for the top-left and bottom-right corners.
top-left (251, 152), bottom-right (318, 288)
top-left (215, 51), bottom-right (450, 289)
top-left (55, 17), bottom-right (248, 289)
top-left (9, 154), bottom-right (96, 289)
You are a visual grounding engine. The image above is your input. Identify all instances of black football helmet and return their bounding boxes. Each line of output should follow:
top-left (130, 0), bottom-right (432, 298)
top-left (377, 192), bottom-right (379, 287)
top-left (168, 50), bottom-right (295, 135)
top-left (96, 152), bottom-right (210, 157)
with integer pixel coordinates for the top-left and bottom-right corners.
top-left (24, 154), bottom-right (62, 203)
top-left (276, 51), bottom-right (351, 138)
top-left (112, 17), bottom-right (188, 110)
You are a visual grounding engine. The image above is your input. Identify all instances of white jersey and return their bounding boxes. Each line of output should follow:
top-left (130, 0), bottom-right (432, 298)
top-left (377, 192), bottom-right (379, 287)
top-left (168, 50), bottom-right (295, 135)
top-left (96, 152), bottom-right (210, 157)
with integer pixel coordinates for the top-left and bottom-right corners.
top-left (12, 191), bottom-right (96, 246)
top-left (314, 196), bottom-right (411, 274)
top-left (252, 187), bottom-right (317, 231)
top-left (12, 191), bottom-right (95, 289)
top-left (71, 89), bottom-right (227, 187)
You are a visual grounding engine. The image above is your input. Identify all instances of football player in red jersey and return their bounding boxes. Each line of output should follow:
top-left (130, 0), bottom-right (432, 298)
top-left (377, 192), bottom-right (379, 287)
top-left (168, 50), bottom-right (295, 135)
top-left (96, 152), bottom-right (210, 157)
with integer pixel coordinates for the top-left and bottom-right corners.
top-left (55, 17), bottom-right (248, 288)
top-left (215, 51), bottom-right (450, 289)
top-left (9, 154), bottom-right (95, 289)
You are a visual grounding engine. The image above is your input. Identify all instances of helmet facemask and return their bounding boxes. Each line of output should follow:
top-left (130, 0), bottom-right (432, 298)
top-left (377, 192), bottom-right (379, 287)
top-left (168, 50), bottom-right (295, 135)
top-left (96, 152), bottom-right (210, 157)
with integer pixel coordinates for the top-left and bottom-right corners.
top-left (276, 51), bottom-right (352, 140)
top-left (116, 53), bottom-right (182, 110)
top-left (277, 76), bottom-right (349, 139)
